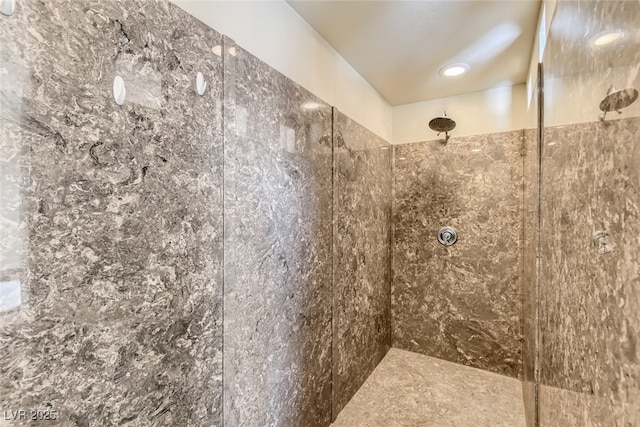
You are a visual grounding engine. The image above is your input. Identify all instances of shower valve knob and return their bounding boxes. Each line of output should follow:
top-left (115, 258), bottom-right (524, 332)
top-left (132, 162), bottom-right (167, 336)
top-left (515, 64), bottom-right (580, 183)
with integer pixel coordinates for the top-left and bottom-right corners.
top-left (438, 226), bottom-right (457, 246)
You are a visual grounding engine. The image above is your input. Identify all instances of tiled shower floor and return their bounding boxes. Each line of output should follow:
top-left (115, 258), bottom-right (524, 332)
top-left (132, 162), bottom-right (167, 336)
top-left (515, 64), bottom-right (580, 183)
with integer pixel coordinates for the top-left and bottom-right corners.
top-left (332, 348), bottom-right (526, 427)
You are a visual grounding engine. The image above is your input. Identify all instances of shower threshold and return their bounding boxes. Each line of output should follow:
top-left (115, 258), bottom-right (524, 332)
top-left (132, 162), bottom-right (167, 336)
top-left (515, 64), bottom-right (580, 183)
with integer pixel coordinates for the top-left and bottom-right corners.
top-left (331, 348), bottom-right (525, 427)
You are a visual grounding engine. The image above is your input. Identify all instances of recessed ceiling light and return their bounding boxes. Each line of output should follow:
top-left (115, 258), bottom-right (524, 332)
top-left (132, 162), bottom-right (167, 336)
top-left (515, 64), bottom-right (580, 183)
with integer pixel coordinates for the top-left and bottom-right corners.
top-left (439, 63), bottom-right (470, 77)
top-left (592, 31), bottom-right (622, 47)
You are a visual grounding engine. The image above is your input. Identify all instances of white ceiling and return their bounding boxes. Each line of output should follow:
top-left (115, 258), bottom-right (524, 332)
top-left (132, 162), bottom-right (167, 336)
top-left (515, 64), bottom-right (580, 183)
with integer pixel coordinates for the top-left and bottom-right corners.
top-left (287, 0), bottom-right (542, 106)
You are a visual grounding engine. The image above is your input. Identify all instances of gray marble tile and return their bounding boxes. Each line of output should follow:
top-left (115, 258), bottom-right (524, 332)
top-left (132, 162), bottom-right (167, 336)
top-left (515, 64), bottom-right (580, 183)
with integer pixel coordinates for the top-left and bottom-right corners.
top-left (539, 384), bottom-right (633, 427)
top-left (331, 348), bottom-right (526, 427)
top-left (539, 118), bottom-right (640, 426)
top-left (537, 0), bottom-right (640, 425)
top-left (392, 131), bottom-right (524, 378)
top-left (332, 110), bottom-right (392, 418)
top-left (0, 1), bottom-right (223, 425)
top-left (222, 41), bottom-right (333, 427)
top-left (522, 127), bottom-right (539, 427)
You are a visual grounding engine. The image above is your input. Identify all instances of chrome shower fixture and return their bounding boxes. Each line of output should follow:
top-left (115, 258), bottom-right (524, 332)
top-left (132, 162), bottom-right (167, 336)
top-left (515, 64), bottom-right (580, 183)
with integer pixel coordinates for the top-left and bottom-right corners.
top-left (598, 84), bottom-right (638, 121)
top-left (429, 111), bottom-right (456, 142)
top-left (438, 226), bottom-right (458, 246)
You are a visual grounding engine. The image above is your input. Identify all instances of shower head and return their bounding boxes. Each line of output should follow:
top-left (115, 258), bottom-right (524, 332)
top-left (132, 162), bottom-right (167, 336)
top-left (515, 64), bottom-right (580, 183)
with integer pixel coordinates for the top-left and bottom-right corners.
top-left (599, 87), bottom-right (638, 112)
top-left (598, 85), bottom-right (638, 120)
top-left (429, 112), bottom-right (456, 141)
top-left (429, 114), bottom-right (456, 133)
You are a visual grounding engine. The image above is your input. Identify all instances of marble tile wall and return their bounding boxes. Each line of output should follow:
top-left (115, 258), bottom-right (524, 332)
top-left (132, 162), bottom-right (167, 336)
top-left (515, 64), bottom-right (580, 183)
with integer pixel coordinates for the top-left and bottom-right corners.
top-left (537, 1), bottom-right (640, 425)
top-left (522, 127), bottom-right (539, 427)
top-left (332, 110), bottom-right (392, 418)
top-left (222, 41), bottom-right (334, 426)
top-left (392, 131), bottom-right (524, 378)
top-left (538, 118), bottom-right (640, 426)
top-left (0, 0), bottom-right (224, 425)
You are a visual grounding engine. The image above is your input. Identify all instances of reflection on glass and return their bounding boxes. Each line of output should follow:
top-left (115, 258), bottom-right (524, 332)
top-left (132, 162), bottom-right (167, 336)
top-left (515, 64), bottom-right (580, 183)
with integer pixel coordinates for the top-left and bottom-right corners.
top-left (1, 58), bottom-right (30, 316)
top-left (0, 280), bottom-right (21, 312)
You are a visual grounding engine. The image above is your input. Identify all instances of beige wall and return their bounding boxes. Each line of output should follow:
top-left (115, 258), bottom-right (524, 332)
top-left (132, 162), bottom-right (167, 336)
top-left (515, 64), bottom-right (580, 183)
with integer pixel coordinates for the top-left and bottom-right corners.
top-left (171, 0), bottom-right (393, 142)
top-left (392, 84), bottom-right (533, 145)
top-left (173, 1), bottom-right (578, 145)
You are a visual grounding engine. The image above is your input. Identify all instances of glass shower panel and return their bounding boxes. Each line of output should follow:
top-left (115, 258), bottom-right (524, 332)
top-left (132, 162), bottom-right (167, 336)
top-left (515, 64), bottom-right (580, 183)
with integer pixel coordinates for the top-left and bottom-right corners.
top-left (0, 1), bottom-right (224, 424)
top-left (538, 0), bottom-right (640, 425)
top-left (522, 64), bottom-right (542, 427)
top-left (222, 38), bottom-right (333, 426)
